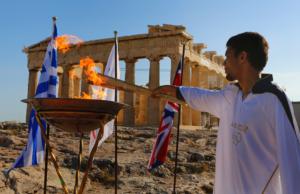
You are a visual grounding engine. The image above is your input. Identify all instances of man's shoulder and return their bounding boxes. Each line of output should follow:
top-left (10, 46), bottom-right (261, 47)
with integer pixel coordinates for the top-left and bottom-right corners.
top-left (252, 80), bottom-right (285, 97)
top-left (252, 81), bottom-right (291, 111)
top-left (251, 74), bottom-right (287, 100)
top-left (253, 81), bottom-right (295, 129)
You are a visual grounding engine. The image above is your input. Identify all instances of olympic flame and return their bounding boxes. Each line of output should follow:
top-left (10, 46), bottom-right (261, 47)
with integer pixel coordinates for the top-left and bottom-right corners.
top-left (74, 56), bottom-right (106, 99)
top-left (81, 92), bottom-right (92, 99)
top-left (79, 57), bottom-right (104, 86)
top-left (55, 34), bottom-right (83, 53)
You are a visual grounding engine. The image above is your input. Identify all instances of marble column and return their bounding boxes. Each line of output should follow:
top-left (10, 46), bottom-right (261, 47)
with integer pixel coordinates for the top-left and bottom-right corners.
top-left (57, 71), bottom-right (63, 98)
top-left (117, 91), bottom-right (125, 124)
top-left (182, 59), bottom-right (192, 125)
top-left (199, 66), bottom-right (209, 88)
top-left (147, 56), bottom-right (161, 126)
top-left (199, 65), bottom-right (211, 127)
top-left (124, 58), bottom-right (137, 126)
top-left (191, 64), bottom-right (201, 126)
top-left (80, 66), bottom-right (90, 96)
top-left (62, 65), bottom-right (75, 98)
top-left (73, 76), bottom-right (81, 97)
top-left (169, 54), bottom-right (181, 126)
top-left (170, 54), bottom-right (181, 84)
top-left (26, 68), bottom-right (40, 122)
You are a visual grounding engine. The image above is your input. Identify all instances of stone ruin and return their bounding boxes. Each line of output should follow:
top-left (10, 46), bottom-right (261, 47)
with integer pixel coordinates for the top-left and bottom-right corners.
top-left (24, 24), bottom-right (227, 127)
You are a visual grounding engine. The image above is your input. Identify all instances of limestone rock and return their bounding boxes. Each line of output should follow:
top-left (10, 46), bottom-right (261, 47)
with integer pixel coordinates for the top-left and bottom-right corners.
top-left (0, 136), bottom-right (14, 147)
top-left (0, 124), bottom-right (217, 193)
top-left (196, 138), bottom-right (208, 147)
top-left (188, 152), bottom-right (204, 162)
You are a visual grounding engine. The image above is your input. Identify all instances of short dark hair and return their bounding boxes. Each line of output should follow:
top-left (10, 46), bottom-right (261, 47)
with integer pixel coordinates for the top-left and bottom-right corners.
top-left (226, 32), bottom-right (269, 72)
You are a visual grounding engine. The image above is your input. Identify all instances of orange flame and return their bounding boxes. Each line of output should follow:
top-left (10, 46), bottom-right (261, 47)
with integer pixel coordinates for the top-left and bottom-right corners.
top-left (79, 57), bottom-right (104, 85)
top-left (73, 92), bottom-right (92, 99)
top-left (81, 92), bottom-right (92, 99)
top-left (74, 89), bottom-right (106, 100)
top-left (74, 56), bottom-right (106, 100)
top-left (55, 35), bottom-right (83, 53)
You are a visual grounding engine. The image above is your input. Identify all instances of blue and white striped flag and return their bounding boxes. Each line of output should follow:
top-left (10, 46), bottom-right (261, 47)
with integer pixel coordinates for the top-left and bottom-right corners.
top-left (9, 20), bottom-right (58, 171)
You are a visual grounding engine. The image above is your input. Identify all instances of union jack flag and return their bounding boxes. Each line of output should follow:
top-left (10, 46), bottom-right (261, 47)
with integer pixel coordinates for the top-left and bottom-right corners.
top-left (147, 57), bottom-right (183, 170)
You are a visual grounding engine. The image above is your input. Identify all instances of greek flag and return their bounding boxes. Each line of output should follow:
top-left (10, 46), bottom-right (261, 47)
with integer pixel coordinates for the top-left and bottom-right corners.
top-left (9, 21), bottom-right (58, 171)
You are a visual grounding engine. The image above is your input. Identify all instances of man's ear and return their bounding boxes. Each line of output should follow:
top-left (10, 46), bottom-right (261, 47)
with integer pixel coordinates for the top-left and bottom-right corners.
top-left (239, 51), bottom-right (248, 63)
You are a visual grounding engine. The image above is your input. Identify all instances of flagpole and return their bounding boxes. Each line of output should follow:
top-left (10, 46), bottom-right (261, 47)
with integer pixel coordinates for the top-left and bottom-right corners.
top-left (44, 124), bottom-right (50, 194)
top-left (114, 31), bottom-right (119, 194)
top-left (173, 43), bottom-right (186, 194)
top-left (43, 16), bottom-right (57, 194)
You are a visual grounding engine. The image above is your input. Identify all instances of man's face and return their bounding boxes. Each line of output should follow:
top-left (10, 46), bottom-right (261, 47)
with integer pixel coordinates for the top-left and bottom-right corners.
top-left (224, 47), bottom-right (240, 81)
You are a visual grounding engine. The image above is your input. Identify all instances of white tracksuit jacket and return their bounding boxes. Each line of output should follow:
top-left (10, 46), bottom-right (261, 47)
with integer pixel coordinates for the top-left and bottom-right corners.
top-left (178, 74), bottom-right (300, 194)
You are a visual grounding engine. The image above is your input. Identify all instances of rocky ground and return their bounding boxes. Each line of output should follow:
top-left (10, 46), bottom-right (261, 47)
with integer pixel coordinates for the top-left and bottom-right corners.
top-left (0, 121), bottom-right (217, 194)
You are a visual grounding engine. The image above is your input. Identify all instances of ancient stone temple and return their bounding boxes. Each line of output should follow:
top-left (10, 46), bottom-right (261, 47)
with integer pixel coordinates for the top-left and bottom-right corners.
top-left (24, 24), bottom-right (227, 127)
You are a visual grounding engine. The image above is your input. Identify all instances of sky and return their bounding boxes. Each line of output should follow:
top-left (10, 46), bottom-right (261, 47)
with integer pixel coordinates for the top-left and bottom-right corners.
top-left (0, 0), bottom-right (299, 122)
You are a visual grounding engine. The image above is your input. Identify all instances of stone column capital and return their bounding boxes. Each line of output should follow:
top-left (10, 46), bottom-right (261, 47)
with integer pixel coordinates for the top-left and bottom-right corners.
top-left (28, 68), bottom-right (41, 72)
top-left (168, 54), bottom-right (181, 61)
top-left (147, 55), bottom-right (162, 62)
top-left (171, 55), bottom-right (190, 65)
top-left (124, 58), bottom-right (137, 64)
top-left (183, 57), bottom-right (190, 64)
top-left (191, 62), bottom-right (200, 69)
top-left (214, 55), bottom-right (225, 66)
top-left (62, 65), bottom-right (74, 75)
top-left (57, 66), bottom-right (63, 75)
top-left (198, 64), bottom-right (209, 71)
top-left (64, 64), bottom-right (77, 70)
top-left (203, 51), bottom-right (217, 61)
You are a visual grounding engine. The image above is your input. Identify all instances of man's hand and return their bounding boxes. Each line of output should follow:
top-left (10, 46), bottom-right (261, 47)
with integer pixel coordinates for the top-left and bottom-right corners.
top-left (152, 85), bottom-right (178, 98)
top-left (152, 85), bottom-right (186, 104)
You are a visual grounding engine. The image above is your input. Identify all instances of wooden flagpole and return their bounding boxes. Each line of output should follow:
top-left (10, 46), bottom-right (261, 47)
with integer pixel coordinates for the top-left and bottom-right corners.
top-left (35, 114), bottom-right (69, 194)
top-left (173, 43), bottom-right (186, 194)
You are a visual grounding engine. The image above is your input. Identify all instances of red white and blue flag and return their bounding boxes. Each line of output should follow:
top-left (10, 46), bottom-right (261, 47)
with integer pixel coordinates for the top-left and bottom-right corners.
top-left (147, 57), bottom-right (183, 170)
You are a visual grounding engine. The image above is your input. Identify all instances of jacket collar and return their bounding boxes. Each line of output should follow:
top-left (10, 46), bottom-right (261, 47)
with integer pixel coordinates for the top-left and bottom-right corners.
top-left (234, 74), bottom-right (273, 93)
top-left (252, 74), bottom-right (273, 93)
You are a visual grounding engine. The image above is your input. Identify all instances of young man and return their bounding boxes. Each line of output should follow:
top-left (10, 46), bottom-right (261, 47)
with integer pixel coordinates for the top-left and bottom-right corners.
top-left (153, 32), bottom-right (300, 194)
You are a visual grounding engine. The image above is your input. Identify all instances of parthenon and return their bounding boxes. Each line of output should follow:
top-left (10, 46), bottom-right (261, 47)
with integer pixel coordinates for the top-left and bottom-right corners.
top-left (24, 24), bottom-right (227, 127)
